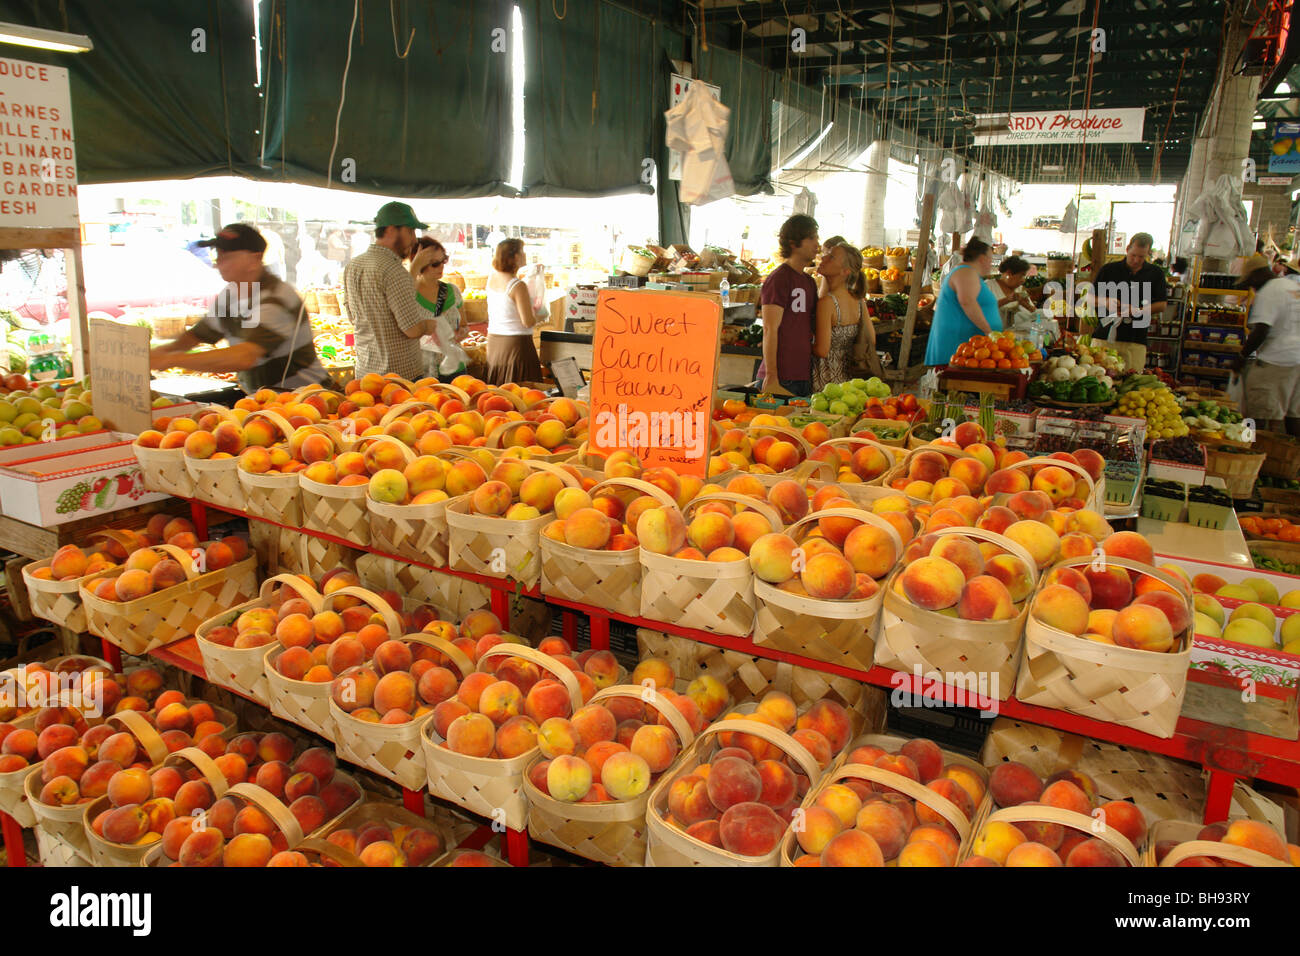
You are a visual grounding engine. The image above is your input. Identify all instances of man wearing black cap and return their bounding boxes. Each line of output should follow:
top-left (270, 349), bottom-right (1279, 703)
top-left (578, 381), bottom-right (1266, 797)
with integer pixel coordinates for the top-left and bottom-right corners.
top-left (149, 223), bottom-right (332, 393)
top-left (343, 201), bottom-right (441, 380)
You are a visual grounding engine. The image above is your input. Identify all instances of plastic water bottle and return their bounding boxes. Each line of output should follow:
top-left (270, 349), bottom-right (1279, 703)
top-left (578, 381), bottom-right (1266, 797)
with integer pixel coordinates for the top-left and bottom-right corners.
top-left (719, 278), bottom-right (730, 308)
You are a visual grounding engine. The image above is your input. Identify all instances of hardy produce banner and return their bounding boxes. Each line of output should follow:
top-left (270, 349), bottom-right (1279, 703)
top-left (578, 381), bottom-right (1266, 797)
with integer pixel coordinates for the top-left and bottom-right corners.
top-left (972, 108), bottom-right (1145, 146)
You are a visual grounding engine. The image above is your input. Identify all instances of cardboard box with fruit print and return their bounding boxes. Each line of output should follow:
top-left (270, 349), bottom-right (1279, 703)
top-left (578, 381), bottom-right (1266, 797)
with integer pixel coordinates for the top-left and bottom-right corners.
top-left (0, 440), bottom-right (168, 526)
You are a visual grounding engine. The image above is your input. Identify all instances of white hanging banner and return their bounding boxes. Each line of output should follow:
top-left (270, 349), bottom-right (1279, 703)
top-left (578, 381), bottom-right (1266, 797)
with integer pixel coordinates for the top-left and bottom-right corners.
top-left (972, 108), bottom-right (1145, 146)
top-left (0, 59), bottom-right (78, 227)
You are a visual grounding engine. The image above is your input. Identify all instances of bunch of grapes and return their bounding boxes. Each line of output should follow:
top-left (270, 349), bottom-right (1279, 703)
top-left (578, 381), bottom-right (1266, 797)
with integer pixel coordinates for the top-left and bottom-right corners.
top-left (55, 480), bottom-right (91, 515)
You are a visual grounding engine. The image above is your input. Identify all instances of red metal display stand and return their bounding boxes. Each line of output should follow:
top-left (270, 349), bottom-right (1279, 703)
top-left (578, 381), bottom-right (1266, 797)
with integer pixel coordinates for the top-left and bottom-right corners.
top-left (1, 812), bottom-right (24, 867)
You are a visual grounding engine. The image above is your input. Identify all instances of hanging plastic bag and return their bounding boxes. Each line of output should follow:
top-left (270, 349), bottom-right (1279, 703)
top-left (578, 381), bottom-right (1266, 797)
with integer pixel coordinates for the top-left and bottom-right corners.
top-left (665, 81), bottom-right (735, 205)
top-left (1226, 370), bottom-right (1246, 407)
top-left (522, 262), bottom-right (548, 314)
top-left (1059, 200), bottom-right (1078, 234)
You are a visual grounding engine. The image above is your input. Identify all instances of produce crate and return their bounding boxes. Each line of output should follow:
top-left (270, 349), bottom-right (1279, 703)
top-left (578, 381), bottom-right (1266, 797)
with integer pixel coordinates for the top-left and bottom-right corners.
top-left (1, 442), bottom-right (167, 526)
top-left (1186, 486), bottom-right (1234, 530)
top-left (1257, 430), bottom-right (1300, 480)
top-left (1187, 614), bottom-right (1300, 740)
top-left (937, 367), bottom-right (1029, 401)
top-left (1205, 442), bottom-right (1268, 500)
top-left (1147, 446), bottom-right (1206, 486)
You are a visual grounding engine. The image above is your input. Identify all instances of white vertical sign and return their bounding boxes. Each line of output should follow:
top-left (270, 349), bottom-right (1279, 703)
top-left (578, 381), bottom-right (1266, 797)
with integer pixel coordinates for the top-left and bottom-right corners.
top-left (0, 59), bottom-right (78, 228)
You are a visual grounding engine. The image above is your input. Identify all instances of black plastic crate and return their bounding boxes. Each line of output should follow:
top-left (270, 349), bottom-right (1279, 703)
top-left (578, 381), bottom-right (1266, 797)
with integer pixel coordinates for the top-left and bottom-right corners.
top-left (547, 610), bottom-right (640, 669)
top-left (887, 704), bottom-right (994, 759)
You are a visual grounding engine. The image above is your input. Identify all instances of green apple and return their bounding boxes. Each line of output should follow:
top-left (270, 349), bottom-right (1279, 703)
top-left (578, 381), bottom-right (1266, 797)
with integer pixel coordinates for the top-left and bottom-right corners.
top-left (0, 426), bottom-right (21, 445)
top-left (1230, 602), bottom-right (1277, 630)
top-left (1194, 593), bottom-right (1225, 627)
top-left (1217, 584), bottom-right (1259, 601)
top-left (1242, 577), bottom-right (1280, 606)
top-left (1223, 618), bottom-right (1276, 648)
top-left (1193, 611), bottom-right (1222, 639)
top-left (0, 400), bottom-right (14, 423)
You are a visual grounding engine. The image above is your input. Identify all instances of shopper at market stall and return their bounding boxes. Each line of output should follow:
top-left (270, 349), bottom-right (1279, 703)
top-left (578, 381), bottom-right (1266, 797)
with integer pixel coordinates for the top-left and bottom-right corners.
top-left (924, 237), bottom-right (1001, 368)
top-left (343, 202), bottom-right (444, 381)
top-left (1232, 252), bottom-right (1300, 437)
top-left (148, 223), bottom-right (333, 392)
top-left (1092, 232), bottom-right (1168, 373)
top-left (813, 238), bottom-right (885, 390)
top-left (485, 238), bottom-right (546, 385)
top-left (757, 214), bottom-right (820, 396)
top-left (409, 237), bottom-right (469, 381)
top-left (985, 255), bottom-right (1033, 325)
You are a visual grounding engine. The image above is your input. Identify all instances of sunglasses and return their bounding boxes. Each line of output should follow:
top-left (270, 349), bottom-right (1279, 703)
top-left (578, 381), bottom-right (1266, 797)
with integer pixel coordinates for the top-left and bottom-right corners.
top-left (422, 258), bottom-right (448, 270)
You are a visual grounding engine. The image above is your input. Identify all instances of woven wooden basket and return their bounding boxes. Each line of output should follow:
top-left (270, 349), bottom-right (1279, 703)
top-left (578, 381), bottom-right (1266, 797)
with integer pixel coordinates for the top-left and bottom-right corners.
top-left (817, 436), bottom-right (907, 484)
top-left (139, 781), bottom-right (308, 867)
top-left (185, 423), bottom-right (245, 509)
top-left (740, 422), bottom-right (815, 474)
top-left (521, 684), bottom-right (695, 866)
top-left (315, 801), bottom-right (454, 867)
top-left (639, 494), bottom-right (781, 637)
top-left (878, 440), bottom-right (981, 490)
top-left (1045, 259), bottom-right (1072, 280)
top-left (486, 419), bottom-right (576, 464)
top-left (422, 644), bottom-right (582, 832)
top-left (366, 431), bottom-right (450, 567)
top-left (263, 585), bottom-right (403, 740)
top-left (640, 630), bottom-right (892, 739)
top-left (196, 573), bottom-right (324, 707)
top-left (752, 507), bottom-right (902, 671)
top-left (297, 533), bottom-right (361, 581)
top-left (994, 455), bottom-right (1104, 512)
top-left (863, 253), bottom-right (885, 270)
top-left (298, 435), bottom-right (384, 547)
top-left (1014, 557), bottom-right (1193, 739)
top-left (966, 803), bottom-right (1141, 866)
top-left (21, 529), bottom-right (143, 633)
top-left (28, 709), bottom-right (167, 867)
top-left (875, 527), bottom-right (1038, 701)
top-left (880, 277), bottom-right (907, 294)
top-left (353, 553), bottom-right (490, 620)
top-left (1205, 443), bottom-right (1267, 499)
top-left (84, 745), bottom-right (228, 867)
top-left (644, 713), bottom-right (821, 867)
top-left (446, 459), bottom-right (580, 589)
top-left (80, 546), bottom-right (259, 657)
top-left (1144, 818), bottom-right (1294, 867)
top-left (980, 718), bottom-right (1279, 827)
top-left (132, 443), bottom-right (195, 498)
top-left (885, 253), bottom-right (910, 271)
top-left (329, 632), bottom-right (474, 790)
top-left (248, 519), bottom-right (300, 576)
top-left (780, 732), bottom-right (991, 866)
top-left (237, 409), bottom-right (307, 527)
top-left (539, 477), bottom-right (675, 617)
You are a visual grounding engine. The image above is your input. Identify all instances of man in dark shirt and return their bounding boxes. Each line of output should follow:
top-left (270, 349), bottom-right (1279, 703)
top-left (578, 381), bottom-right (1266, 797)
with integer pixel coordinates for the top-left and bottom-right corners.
top-left (758, 214), bottom-right (820, 396)
top-left (1093, 232), bottom-right (1168, 373)
top-left (150, 223), bottom-right (332, 393)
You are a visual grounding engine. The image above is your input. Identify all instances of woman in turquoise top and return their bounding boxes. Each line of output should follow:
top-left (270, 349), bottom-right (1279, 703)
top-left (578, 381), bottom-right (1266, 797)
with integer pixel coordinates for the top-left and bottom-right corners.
top-left (925, 237), bottom-right (1002, 367)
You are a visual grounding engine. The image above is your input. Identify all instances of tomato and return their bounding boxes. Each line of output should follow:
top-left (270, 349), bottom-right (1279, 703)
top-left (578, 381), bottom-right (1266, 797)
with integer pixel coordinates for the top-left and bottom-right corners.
top-left (899, 394), bottom-right (918, 412)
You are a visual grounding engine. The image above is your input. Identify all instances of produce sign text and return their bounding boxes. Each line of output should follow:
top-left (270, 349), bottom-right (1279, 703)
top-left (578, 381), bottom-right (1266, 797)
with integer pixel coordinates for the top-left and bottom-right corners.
top-left (589, 289), bottom-right (721, 477)
top-left (972, 108), bottom-right (1144, 145)
top-left (0, 58), bottom-right (77, 225)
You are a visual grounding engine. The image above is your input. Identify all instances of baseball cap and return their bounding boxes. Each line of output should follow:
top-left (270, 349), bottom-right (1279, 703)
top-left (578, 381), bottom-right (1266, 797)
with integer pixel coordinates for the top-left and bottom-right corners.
top-left (375, 201), bottom-right (428, 230)
top-left (1236, 252), bottom-right (1272, 287)
top-left (196, 222), bottom-right (267, 253)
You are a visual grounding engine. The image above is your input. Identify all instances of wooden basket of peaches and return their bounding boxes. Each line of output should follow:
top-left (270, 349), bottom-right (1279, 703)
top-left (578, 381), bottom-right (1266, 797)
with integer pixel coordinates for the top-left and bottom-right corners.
top-left (780, 734), bottom-right (991, 867)
top-left (1147, 817), bottom-right (1296, 868)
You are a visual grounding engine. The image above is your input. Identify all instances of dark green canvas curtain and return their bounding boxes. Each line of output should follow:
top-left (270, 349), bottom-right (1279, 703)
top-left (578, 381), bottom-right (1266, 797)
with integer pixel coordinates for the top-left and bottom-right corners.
top-left (0, 0), bottom-right (777, 216)
top-left (0, 0), bottom-right (263, 182)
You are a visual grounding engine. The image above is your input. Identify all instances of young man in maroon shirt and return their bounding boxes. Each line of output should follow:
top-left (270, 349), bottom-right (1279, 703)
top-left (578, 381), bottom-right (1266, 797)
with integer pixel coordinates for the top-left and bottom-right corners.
top-left (758, 214), bottom-right (820, 396)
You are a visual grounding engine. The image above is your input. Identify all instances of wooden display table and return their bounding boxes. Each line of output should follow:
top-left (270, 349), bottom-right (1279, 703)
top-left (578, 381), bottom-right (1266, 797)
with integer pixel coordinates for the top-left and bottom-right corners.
top-left (937, 366), bottom-right (1030, 400)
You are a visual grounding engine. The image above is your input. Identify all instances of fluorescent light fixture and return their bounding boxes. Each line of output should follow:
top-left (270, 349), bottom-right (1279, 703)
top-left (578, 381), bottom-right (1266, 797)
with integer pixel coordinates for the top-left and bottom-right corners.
top-left (1254, 120), bottom-right (1268, 130)
top-left (0, 20), bottom-right (92, 53)
top-left (507, 4), bottom-right (525, 191)
top-left (1042, 164), bottom-right (1065, 172)
top-left (777, 123), bottom-right (834, 173)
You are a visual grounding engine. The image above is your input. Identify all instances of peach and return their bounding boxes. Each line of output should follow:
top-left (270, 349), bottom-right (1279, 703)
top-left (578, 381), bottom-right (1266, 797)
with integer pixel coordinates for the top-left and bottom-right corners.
top-left (325, 637), bottom-right (367, 675)
top-left (583, 650), bottom-right (619, 689)
top-left (524, 678), bottom-right (572, 722)
top-left (986, 467), bottom-right (1031, 495)
top-left (748, 533), bottom-right (798, 584)
top-left (102, 804), bottom-right (150, 843)
top-left (276, 646), bottom-right (314, 681)
top-left (630, 724), bottom-right (679, 773)
top-left (1133, 591), bottom-right (1191, 637)
top-left (687, 511), bottom-right (735, 555)
top-left (796, 805), bottom-right (844, 855)
top-left (989, 761), bottom-right (1042, 807)
top-left (901, 555), bottom-right (966, 610)
top-left (493, 656), bottom-right (540, 694)
top-left (820, 828), bottom-right (885, 867)
top-left (636, 506), bottom-right (688, 555)
top-left (957, 575), bottom-right (1016, 621)
top-left (546, 754), bottom-right (593, 802)
top-left (1102, 530), bottom-right (1154, 566)
top-left (842, 523), bottom-right (898, 580)
top-left (972, 820), bottom-right (1027, 865)
top-left (854, 800), bottom-right (909, 860)
top-left (767, 480), bottom-right (810, 525)
top-left (908, 451), bottom-right (948, 484)
top-left (755, 691), bottom-right (797, 732)
top-left (569, 703), bottom-right (617, 748)
top-left (1065, 838), bottom-right (1127, 867)
top-left (583, 740), bottom-right (627, 781)
top-left (1005, 842), bottom-right (1063, 867)
top-left (492, 714), bottom-right (538, 758)
top-left (433, 700), bottom-right (471, 738)
top-left (39, 775), bottom-right (80, 806)
top-left (1097, 800), bottom-right (1147, 847)
top-left (1112, 603), bottom-right (1174, 653)
top-left (631, 658), bottom-right (674, 691)
top-left (1221, 819), bottom-right (1287, 861)
top-left (686, 675), bottom-right (728, 721)
top-left (816, 783), bottom-right (864, 828)
top-left (796, 699), bottom-right (852, 753)
top-left (478, 680), bottom-right (524, 726)
top-left (800, 551), bottom-right (855, 600)
top-left (707, 756), bottom-right (762, 811)
top-left (900, 738), bottom-right (944, 784)
top-left (1085, 565), bottom-right (1134, 610)
top-left (718, 801), bottom-right (786, 857)
top-left (446, 713), bottom-right (495, 757)
top-left (846, 744), bottom-right (887, 767)
top-left (562, 508), bottom-right (611, 550)
top-left (1032, 584), bottom-right (1091, 636)
top-left (173, 780), bottom-right (214, 817)
top-left (975, 505), bottom-right (1019, 536)
top-left (791, 729), bottom-right (832, 770)
top-left (685, 818), bottom-right (723, 848)
top-left (536, 717), bottom-right (580, 759)
top-left (106, 766), bottom-right (152, 806)
top-left (982, 553), bottom-right (1032, 603)
top-left (600, 751), bottom-right (651, 800)
top-left (456, 671), bottom-right (496, 711)
top-left (275, 613), bottom-right (315, 649)
top-left (668, 772), bottom-right (717, 825)
top-left (1059, 532), bottom-right (1097, 560)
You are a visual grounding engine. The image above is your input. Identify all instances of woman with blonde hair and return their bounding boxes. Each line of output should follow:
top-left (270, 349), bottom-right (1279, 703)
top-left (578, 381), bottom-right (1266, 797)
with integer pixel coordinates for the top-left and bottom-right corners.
top-left (485, 238), bottom-right (547, 385)
top-left (813, 238), bottom-right (885, 391)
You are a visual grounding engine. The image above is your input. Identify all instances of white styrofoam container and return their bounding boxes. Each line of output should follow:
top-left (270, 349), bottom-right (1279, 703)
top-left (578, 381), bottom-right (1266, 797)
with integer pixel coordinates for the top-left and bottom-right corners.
top-left (0, 442), bottom-right (168, 525)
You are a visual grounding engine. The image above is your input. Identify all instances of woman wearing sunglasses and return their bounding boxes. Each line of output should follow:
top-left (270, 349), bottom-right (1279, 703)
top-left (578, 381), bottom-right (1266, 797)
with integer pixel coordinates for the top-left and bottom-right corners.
top-left (408, 236), bottom-right (469, 381)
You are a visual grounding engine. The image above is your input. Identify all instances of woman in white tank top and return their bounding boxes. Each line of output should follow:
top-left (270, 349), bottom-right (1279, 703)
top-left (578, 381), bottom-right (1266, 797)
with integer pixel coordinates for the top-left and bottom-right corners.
top-left (485, 238), bottom-right (547, 384)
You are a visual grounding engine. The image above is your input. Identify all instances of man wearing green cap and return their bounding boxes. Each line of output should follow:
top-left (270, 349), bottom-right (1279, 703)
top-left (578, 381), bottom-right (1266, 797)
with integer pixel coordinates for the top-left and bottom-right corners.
top-left (343, 201), bottom-right (442, 380)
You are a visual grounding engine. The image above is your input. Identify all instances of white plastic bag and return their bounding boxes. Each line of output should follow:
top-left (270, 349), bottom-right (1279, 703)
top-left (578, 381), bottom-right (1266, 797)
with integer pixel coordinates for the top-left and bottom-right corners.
top-left (522, 263), bottom-right (547, 314)
top-left (1059, 200), bottom-right (1078, 234)
top-left (665, 81), bottom-right (735, 205)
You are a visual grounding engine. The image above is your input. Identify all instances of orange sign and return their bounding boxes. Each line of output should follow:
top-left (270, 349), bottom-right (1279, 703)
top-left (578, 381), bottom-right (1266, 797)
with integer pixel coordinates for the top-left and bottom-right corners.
top-left (588, 289), bottom-right (721, 477)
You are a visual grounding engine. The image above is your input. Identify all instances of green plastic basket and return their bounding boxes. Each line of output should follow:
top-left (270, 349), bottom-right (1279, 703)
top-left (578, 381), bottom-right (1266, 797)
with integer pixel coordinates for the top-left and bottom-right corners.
top-left (1186, 501), bottom-right (1233, 530)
